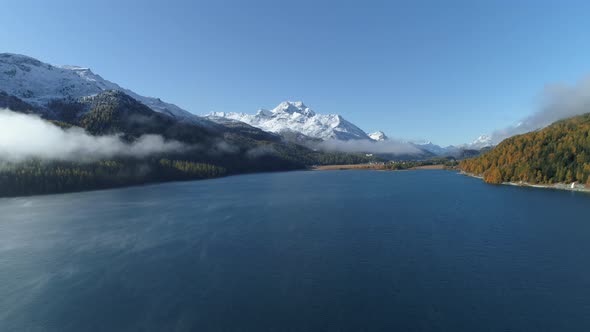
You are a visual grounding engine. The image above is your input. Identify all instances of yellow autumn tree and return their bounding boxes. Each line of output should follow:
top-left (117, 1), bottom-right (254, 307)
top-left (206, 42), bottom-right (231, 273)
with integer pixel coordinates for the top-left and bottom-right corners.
top-left (483, 166), bottom-right (503, 184)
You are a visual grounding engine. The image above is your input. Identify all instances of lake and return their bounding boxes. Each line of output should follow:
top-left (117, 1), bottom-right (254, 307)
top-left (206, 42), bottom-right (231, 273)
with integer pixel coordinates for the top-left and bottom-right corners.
top-left (1, 170), bottom-right (590, 331)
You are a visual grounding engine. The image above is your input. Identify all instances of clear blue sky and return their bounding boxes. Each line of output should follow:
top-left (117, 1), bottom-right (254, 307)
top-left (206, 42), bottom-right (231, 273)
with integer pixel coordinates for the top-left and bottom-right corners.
top-left (3, 0), bottom-right (590, 145)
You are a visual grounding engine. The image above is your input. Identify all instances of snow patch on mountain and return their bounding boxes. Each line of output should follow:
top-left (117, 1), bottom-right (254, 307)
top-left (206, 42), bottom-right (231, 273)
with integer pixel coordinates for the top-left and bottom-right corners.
top-left (368, 131), bottom-right (388, 141)
top-left (208, 101), bottom-right (370, 141)
top-left (0, 53), bottom-right (202, 123)
top-left (467, 135), bottom-right (493, 149)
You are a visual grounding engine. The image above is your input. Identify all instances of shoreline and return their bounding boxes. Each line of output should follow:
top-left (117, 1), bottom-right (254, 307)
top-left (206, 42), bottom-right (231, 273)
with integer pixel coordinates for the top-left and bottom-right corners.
top-left (460, 171), bottom-right (590, 193)
top-left (0, 165), bottom-right (445, 199)
top-left (311, 164), bottom-right (446, 171)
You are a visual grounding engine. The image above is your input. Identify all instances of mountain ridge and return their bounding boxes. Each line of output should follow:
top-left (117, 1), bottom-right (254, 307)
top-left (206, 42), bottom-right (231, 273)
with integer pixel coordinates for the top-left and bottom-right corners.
top-left (0, 53), bottom-right (203, 124)
top-left (0, 89), bottom-right (375, 197)
top-left (1, 53), bottom-right (492, 153)
top-left (208, 101), bottom-right (371, 141)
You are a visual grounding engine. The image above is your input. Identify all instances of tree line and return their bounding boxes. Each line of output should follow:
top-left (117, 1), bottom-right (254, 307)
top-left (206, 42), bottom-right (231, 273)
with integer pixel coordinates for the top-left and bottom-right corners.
top-left (460, 113), bottom-right (590, 185)
top-left (0, 158), bottom-right (227, 197)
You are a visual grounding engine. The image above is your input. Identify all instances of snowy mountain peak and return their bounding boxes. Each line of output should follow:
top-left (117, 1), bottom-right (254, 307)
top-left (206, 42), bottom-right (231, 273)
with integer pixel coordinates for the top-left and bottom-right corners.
top-left (61, 65), bottom-right (100, 80)
top-left (272, 101), bottom-right (315, 117)
top-left (369, 131), bottom-right (388, 141)
top-left (473, 134), bottom-right (491, 143)
top-left (206, 101), bottom-right (370, 141)
top-left (0, 53), bottom-right (201, 123)
top-left (469, 135), bottom-right (493, 149)
top-left (256, 109), bottom-right (273, 117)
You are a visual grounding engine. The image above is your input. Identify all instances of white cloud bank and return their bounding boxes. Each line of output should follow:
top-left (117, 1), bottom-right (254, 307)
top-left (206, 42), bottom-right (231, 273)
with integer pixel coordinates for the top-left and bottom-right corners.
top-left (491, 76), bottom-right (590, 144)
top-left (318, 139), bottom-right (422, 155)
top-left (0, 109), bottom-right (187, 162)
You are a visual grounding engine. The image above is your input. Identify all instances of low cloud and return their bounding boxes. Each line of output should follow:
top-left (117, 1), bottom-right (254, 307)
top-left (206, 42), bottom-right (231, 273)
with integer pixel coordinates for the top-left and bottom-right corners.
top-left (0, 109), bottom-right (188, 162)
top-left (317, 139), bottom-right (422, 155)
top-left (490, 76), bottom-right (590, 143)
top-left (212, 140), bottom-right (239, 155)
top-left (246, 145), bottom-right (276, 158)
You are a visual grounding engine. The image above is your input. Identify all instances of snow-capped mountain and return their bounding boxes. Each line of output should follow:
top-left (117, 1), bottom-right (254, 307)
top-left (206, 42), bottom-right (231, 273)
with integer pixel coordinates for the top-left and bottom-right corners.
top-left (0, 53), bottom-right (200, 123)
top-left (208, 101), bottom-right (370, 141)
top-left (411, 135), bottom-right (495, 155)
top-left (467, 135), bottom-right (493, 149)
top-left (368, 131), bottom-right (388, 141)
top-left (0, 53), bottom-right (499, 155)
top-left (368, 133), bottom-right (469, 156)
top-left (409, 141), bottom-right (456, 156)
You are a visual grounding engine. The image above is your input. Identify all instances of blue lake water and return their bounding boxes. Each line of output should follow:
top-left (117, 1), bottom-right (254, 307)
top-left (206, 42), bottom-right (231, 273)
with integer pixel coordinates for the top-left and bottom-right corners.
top-left (1, 170), bottom-right (590, 331)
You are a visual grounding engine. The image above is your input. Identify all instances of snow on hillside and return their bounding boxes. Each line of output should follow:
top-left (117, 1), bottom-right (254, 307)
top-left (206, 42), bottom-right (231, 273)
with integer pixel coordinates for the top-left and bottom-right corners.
top-left (208, 101), bottom-right (370, 141)
top-left (0, 53), bottom-right (201, 123)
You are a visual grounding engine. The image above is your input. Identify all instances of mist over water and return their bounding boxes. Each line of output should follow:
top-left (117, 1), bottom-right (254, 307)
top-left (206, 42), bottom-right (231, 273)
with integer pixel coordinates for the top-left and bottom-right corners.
top-left (1, 170), bottom-right (590, 331)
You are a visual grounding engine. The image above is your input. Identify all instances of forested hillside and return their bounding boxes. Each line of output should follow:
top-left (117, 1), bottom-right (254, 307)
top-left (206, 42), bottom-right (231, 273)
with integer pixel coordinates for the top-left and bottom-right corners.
top-left (460, 113), bottom-right (590, 185)
top-left (0, 90), bottom-right (373, 197)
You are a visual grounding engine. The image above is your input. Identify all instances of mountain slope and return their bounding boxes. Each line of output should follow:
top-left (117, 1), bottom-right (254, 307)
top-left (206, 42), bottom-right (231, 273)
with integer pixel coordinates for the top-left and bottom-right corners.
top-left (0, 90), bottom-right (43, 114)
top-left (208, 101), bottom-right (371, 141)
top-left (0, 89), bottom-right (375, 197)
top-left (0, 53), bottom-right (202, 123)
top-left (460, 113), bottom-right (590, 185)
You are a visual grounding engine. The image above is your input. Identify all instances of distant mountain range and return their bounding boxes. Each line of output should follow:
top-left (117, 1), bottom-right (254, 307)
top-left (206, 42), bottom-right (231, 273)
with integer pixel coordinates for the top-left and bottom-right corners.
top-left (0, 53), bottom-right (376, 196)
top-left (410, 137), bottom-right (493, 157)
top-left (0, 53), bottom-right (493, 158)
top-left (208, 101), bottom-right (371, 141)
top-left (1, 52), bottom-right (585, 194)
top-left (208, 102), bottom-right (493, 157)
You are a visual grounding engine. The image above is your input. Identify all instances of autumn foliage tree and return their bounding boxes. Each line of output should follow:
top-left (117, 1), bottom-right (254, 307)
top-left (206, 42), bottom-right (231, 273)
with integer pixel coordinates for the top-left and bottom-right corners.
top-left (483, 166), bottom-right (503, 184)
top-left (460, 113), bottom-right (590, 185)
